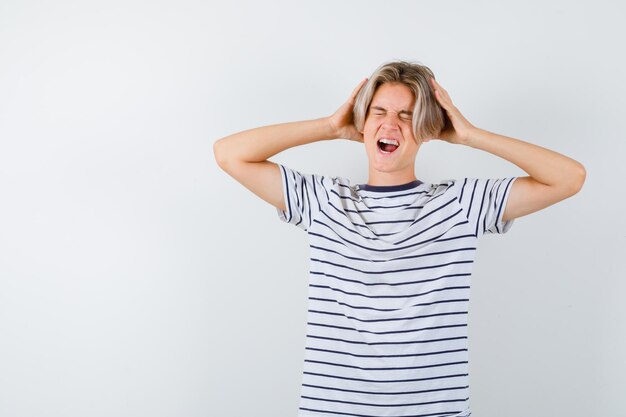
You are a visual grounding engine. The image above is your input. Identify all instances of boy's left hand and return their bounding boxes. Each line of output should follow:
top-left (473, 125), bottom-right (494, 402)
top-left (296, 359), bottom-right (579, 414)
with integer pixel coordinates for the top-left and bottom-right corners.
top-left (427, 77), bottom-right (477, 145)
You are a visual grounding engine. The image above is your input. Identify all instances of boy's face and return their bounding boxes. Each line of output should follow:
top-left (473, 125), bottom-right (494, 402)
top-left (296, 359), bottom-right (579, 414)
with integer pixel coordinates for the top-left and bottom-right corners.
top-left (362, 82), bottom-right (421, 179)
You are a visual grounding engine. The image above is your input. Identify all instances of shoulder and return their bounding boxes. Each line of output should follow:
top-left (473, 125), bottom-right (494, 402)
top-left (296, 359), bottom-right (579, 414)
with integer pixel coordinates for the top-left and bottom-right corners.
top-left (276, 163), bottom-right (339, 206)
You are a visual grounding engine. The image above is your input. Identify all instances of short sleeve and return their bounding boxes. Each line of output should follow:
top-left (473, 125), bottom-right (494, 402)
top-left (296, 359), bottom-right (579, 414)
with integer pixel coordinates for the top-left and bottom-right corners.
top-left (276, 163), bottom-right (330, 232)
top-left (451, 177), bottom-right (519, 236)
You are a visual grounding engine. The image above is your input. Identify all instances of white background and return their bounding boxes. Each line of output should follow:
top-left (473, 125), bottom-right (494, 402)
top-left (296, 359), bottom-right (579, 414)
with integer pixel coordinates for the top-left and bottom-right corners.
top-left (1, 1), bottom-right (624, 416)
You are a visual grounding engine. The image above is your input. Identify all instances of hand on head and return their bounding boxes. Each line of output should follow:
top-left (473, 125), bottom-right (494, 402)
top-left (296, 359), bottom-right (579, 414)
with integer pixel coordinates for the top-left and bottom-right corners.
top-left (328, 78), bottom-right (369, 143)
top-left (429, 77), bottom-right (477, 145)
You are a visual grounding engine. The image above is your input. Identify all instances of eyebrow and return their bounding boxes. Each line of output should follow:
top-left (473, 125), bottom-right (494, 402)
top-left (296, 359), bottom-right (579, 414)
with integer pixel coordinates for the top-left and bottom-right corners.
top-left (371, 105), bottom-right (413, 115)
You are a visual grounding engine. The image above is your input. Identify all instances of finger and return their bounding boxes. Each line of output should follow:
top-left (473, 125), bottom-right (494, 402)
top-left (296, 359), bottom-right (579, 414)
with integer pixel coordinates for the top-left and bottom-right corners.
top-left (438, 85), bottom-right (451, 99)
top-left (431, 79), bottom-right (445, 100)
top-left (432, 77), bottom-right (445, 91)
top-left (350, 78), bottom-right (367, 100)
top-left (431, 78), bottom-right (449, 97)
top-left (351, 78), bottom-right (368, 99)
top-left (435, 89), bottom-right (451, 107)
top-left (435, 89), bottom-right (447, 105)
top-left (434, 81), bottom-right (446, 96)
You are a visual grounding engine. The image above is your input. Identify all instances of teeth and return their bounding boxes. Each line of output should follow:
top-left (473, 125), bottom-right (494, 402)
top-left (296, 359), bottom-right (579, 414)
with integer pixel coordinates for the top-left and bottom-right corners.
top-left (378, 138), bottom-right (399, 146)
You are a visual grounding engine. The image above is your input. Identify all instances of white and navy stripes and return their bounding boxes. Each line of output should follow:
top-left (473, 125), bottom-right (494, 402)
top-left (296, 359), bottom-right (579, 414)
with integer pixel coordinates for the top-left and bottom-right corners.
top-left (276, 163), bottom-right (518, 417)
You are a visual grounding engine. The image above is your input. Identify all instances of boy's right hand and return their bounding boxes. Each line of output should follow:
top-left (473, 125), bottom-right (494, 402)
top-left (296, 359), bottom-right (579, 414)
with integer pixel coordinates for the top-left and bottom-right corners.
top-left (328, 77), bottom-right (369, 143)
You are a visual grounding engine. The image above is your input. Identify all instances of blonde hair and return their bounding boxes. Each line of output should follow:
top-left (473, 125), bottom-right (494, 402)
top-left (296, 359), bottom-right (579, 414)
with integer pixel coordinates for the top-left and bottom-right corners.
top-left (353, 60), bottom-right (446, 143)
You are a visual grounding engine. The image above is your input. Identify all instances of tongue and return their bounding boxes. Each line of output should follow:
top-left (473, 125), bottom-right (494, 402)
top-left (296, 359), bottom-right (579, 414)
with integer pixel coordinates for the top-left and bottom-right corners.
top-left (381, 143), bottom-right (398, 152)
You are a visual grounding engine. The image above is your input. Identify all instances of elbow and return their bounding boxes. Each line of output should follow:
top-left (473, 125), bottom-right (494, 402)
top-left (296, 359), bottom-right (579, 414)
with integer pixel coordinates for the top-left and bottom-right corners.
top-left (213, 138), bottom-right (228, 169)
top-left (576, 163), bottom-right (586, 189)
top-left (568, 163), bottom-right (587, 195)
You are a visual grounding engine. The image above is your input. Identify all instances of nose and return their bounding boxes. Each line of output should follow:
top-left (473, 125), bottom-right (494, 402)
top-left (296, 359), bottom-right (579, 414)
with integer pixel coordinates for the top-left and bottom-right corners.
top-left (382, 111), bottom-right (403, 128)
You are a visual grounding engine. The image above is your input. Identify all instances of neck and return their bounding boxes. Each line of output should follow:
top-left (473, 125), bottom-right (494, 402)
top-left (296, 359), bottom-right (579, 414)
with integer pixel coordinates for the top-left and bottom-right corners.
top-left (366, 168), bottom-right (418, 187)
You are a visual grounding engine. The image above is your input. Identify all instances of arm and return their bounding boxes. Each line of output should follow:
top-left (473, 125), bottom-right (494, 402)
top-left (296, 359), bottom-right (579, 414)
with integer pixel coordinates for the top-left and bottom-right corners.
top-left (213, 118), bottom-right (335, 212)
top-left (213, 117), bottom-right (336, 165)
top-left (463, 128), bottom-right (586, 222)
top-left (213, 78), bottom-right (369, 212)
top-left (429, 77), bottom-right (586, 223)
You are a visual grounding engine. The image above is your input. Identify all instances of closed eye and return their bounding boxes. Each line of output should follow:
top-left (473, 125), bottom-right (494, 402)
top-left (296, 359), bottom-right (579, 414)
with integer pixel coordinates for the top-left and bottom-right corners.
top-left (373, 112), bottom-right (412, 121)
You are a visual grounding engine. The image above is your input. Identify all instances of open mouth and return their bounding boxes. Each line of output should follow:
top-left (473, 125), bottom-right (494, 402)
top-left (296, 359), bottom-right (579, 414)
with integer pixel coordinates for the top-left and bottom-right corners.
top-left (377, 138), bottom-right (400, 154)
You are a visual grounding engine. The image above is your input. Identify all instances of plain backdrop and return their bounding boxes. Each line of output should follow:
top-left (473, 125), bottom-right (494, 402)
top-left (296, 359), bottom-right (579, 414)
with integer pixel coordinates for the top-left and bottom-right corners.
top-left (0, 1), bottom-right (624, 416)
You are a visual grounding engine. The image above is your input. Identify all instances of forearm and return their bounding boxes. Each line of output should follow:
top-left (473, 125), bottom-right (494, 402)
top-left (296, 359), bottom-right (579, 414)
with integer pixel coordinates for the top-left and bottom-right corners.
top-left (464, 127), bottom-right (586, 190)
top-left (214, 116), bottom-right (336, 164)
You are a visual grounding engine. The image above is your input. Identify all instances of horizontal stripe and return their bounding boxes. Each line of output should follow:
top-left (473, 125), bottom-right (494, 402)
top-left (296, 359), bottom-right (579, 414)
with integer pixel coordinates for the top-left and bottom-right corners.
top-left (307, 322), bottom-right (468, 336)
top-left (308, 270), bottom-right (473, 289)
top-left (310, 258), bottom-right (475, 275)
top-left (304, 350), bottom-right (468, 362)
top-left (303, 370), bottom-right (469, 383)
top-left (306, 334), bottom-right (468, 347)
top-left (308, 297), bottom-right (470, 313)
top-left (302, 382), bottom-right (469, 396)
top-left (310, 244), bottom-right (477, 261)
top-left (308, 283), bottom-right (471, 300)
top-left (309, 222), bottom-right (472, 254)
top-left (301, 394), bottom-right (469, 408)
top-left (304, 356), bottom-right (467, 371)
top-left (308, 309), bottom-right (468, 324)
top-left (299, 407), bottom-right (466, 417)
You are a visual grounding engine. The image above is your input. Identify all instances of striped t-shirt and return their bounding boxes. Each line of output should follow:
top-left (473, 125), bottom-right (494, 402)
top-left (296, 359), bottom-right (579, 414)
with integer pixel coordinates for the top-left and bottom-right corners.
top-left (276, 163), bottom-right (518, 417)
